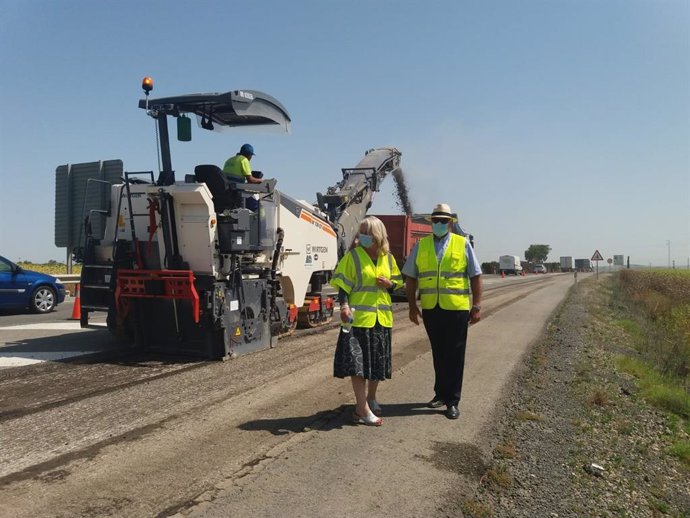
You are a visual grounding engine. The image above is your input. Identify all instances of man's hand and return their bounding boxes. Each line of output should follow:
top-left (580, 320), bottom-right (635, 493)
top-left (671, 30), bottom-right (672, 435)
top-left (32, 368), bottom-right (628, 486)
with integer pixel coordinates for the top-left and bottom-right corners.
top-left (469, 307), bottom-right (481, 324)
top-left (405, 277), bottom-right (421, 325)
top-left (409, 304), bottom-right (422, 325)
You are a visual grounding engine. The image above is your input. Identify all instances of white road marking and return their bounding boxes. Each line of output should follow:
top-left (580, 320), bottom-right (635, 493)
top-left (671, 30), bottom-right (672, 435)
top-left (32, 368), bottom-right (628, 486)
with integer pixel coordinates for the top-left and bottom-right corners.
top-left (0, 351), bottom-right (102, 367)
top-left (0, 322), bottom-right (111, 368)
top-left (0, 323), bottom-right (106, 331)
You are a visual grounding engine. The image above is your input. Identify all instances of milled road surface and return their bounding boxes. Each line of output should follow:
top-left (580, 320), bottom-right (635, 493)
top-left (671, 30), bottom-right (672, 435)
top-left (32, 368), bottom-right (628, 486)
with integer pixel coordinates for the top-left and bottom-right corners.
top-left (0, 274), bottom-right (581, 517)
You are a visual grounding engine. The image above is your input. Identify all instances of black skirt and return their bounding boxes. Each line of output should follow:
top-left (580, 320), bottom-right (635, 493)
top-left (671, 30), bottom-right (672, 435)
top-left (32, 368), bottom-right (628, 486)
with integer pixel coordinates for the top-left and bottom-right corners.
top-left (333, 321), bottom-right (392, 381)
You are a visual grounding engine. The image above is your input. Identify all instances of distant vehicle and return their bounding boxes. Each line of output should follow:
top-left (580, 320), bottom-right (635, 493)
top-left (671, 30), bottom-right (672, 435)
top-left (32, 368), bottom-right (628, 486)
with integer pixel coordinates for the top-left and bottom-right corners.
top-left (574, 258), bottom-right (593, 272)
top-left (0, 256), bottom-right (66, 313)
top-left (499, 255), bottom-right (523, 276)
top-left (533, 264), bottom-right (547, 274)
top-left (559, 256), bottom-right (573, 272)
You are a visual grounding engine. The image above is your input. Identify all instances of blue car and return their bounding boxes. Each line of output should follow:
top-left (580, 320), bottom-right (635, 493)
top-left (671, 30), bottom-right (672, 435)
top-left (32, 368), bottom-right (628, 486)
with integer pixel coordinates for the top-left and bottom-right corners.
top-left (0, 256), bottom-right (66, 313)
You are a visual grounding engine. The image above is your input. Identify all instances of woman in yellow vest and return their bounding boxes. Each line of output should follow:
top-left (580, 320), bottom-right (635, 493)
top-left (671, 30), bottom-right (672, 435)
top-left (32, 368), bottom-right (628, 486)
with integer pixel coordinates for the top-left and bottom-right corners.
top-left (331, 216), bottom-right (403, 426)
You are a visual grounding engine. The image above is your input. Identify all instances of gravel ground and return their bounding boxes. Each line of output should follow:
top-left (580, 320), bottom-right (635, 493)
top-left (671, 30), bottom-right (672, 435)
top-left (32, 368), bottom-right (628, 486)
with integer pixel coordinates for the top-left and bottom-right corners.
top-left (465, 276), bottom-right (690, 518)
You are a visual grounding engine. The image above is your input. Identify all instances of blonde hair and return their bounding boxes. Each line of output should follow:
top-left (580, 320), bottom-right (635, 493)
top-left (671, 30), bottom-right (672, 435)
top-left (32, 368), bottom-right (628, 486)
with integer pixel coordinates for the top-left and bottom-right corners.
top-left (359, 216), bottom-right (390, 255)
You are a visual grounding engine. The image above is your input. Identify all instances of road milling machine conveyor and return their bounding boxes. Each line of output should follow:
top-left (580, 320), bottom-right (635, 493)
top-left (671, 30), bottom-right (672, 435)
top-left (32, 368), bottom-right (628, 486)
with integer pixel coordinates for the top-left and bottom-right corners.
top-left (76, 79), bottom-right (402, 359)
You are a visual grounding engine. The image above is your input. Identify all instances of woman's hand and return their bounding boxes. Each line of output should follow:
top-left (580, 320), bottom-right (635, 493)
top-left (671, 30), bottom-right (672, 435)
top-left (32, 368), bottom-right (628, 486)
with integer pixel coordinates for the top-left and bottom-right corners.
top-left (340, 305), bottom-right (353, 324)
top-left (376, 276), bottom-right (393, 289)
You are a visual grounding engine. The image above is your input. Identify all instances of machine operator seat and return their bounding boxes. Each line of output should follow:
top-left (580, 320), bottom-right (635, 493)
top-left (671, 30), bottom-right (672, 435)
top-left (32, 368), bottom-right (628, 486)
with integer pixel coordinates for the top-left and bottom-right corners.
top-left (194, 164), bottom-right (240, 212)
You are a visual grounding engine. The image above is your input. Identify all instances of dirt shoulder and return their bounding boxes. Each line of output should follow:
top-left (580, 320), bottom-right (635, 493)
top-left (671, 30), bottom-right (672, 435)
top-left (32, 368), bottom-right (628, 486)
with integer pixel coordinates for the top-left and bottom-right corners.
top-left (464, 275), bottom-right (690, 518)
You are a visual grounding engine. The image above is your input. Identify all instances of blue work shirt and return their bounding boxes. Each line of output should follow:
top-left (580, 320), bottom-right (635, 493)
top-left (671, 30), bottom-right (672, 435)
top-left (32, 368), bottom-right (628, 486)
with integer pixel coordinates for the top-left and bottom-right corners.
top-left (402, 232), bottom-right (482, 279)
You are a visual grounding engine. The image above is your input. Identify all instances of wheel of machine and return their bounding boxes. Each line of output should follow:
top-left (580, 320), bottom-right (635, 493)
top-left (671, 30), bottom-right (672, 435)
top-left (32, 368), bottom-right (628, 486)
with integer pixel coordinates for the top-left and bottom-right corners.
top-left (30, 286), bottom-right (56, 313)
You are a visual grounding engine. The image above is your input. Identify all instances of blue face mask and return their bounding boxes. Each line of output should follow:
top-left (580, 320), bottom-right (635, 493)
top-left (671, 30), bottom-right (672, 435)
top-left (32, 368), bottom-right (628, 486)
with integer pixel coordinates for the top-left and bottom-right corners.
top-left (432, 222), bottom-right (449, 237)
top-left (358, 233), bottom-right (374, 248)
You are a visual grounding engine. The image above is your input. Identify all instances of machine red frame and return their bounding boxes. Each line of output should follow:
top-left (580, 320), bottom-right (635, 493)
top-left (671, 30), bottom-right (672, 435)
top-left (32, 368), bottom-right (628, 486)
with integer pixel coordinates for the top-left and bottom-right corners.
top-left (115, 269), bottom-right (200, 323)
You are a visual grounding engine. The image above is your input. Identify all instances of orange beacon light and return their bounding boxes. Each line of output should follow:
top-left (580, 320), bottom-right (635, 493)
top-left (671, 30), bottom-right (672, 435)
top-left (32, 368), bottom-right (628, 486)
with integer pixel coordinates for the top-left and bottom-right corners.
top-left (142, 76), bottom-right (154, 94)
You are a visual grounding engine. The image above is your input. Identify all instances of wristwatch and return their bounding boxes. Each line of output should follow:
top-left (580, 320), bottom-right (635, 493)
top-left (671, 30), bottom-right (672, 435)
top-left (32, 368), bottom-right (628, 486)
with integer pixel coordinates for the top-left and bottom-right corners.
top-left (471, 304), bottom-right (481, 311)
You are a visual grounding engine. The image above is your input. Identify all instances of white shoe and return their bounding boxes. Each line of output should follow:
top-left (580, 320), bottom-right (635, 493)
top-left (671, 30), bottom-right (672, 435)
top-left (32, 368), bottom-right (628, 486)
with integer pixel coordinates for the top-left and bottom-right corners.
top-left (367, 399), bottom-right (382, 416)
top-left (353, 410), bottom-right (383, 426)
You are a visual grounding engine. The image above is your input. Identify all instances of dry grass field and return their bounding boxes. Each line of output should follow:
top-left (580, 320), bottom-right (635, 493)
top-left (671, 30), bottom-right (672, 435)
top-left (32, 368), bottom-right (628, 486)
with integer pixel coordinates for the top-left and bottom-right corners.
top-left (18, 261), bottom-right (81, 276)
top-left (617, 269), bottom-right (690, 379)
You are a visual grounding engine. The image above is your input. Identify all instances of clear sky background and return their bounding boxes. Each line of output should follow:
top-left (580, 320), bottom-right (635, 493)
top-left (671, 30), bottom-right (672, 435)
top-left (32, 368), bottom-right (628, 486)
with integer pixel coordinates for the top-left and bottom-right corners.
top-left (1, 0), bottom-right (688, 267)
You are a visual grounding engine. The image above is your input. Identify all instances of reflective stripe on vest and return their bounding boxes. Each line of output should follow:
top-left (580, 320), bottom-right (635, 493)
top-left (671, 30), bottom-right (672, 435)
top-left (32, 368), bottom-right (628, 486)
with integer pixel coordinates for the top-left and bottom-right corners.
top-left (415, 234), bottom-right (470, 310)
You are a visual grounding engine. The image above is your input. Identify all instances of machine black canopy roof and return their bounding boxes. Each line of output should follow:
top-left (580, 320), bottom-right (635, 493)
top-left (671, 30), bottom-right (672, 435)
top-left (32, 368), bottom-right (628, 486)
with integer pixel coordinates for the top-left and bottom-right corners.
top-left (137, 90), bottom-right (291, 132)
top-left (138, 89), bottom-right (291, 185)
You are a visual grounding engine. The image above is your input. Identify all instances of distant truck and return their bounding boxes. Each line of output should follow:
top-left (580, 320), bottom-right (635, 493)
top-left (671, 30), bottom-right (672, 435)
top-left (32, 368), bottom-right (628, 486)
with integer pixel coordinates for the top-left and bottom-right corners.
top-left (574, 258), bottom-right (592, 272)
top-left (560, 256), bottom-right (574, 272)
top-left (499, 255), bottom-right (523, 276)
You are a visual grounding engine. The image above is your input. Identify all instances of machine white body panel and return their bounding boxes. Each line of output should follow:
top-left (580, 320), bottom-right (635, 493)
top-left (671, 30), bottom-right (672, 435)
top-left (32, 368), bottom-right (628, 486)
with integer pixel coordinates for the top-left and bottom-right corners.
top-left (102, 183), bottom-right (217, 274)
top-left (150, 183), bottom-right (216, 275)
top-left (276, 194), bottom-right (338, 306)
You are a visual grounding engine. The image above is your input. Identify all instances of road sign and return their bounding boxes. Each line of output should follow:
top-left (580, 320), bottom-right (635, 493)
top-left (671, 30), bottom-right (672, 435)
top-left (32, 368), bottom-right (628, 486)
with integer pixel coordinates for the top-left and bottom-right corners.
top-left (591, 250), bottom-right (604, 261)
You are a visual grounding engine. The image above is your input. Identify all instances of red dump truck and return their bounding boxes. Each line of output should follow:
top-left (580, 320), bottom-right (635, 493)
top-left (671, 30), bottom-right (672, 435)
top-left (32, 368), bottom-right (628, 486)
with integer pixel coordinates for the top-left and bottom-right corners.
top-left (371, 215), bottom-right (432, 299)
top-left (373, 214), bottom-right (432, 267)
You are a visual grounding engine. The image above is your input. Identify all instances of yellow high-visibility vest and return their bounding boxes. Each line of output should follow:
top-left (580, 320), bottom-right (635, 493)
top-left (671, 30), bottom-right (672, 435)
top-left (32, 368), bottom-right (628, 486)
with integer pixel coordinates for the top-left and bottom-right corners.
top-left (416, 233), bottom-right (470, 310)
top-left (330, 246), bottom-right (403, 328)
top-left (222, 154), bottom-right (251, 181)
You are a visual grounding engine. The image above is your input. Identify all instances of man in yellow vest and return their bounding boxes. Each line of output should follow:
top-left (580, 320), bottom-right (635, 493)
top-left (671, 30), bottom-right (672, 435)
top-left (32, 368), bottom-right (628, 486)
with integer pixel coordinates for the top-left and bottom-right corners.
top-left (222, 143), bottom-right (262, 184)
top-left (403, 203), bottom-right (483, 419)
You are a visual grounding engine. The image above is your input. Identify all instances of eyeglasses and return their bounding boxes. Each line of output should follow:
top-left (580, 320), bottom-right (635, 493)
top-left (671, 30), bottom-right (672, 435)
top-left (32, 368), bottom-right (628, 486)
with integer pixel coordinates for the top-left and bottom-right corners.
top-left (431, 218), bottom-right (450, 224)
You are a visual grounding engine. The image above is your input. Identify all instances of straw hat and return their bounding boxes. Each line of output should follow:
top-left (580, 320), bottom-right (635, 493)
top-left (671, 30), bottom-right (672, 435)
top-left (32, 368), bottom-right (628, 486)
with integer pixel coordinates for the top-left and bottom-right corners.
top-left (426, 203), bottom-right (458, 222)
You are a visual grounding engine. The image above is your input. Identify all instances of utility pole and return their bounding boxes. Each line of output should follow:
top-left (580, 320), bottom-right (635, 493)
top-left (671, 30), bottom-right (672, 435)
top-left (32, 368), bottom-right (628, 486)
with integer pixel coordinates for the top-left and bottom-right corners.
top-left (666, 240), bottom-right (671, 269)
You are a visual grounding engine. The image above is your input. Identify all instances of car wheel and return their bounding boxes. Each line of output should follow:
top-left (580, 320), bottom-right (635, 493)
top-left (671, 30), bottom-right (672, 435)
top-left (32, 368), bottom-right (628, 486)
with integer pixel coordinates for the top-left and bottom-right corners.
top-left (31, 286), bottom-right (56, 313)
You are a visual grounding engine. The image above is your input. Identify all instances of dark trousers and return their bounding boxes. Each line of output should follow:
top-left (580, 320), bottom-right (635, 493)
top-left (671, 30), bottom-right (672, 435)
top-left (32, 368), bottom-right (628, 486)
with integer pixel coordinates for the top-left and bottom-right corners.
top-left (422, 306), bottom-right (470, 407)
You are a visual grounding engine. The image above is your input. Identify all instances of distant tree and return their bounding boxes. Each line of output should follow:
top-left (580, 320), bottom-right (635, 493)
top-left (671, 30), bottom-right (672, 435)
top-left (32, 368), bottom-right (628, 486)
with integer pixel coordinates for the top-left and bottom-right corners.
top-left (481, 261), bottom-right (499, 274)
top-left (524, 244), bottom-right (551, 263)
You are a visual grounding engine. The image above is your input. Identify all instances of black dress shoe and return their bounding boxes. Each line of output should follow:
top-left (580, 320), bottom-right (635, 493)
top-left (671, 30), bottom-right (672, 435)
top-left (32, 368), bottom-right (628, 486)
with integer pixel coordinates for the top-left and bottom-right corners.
top-left (427, 397), bottom-right (445, 409)
top-left (446, 405), bottom-right (460, 419)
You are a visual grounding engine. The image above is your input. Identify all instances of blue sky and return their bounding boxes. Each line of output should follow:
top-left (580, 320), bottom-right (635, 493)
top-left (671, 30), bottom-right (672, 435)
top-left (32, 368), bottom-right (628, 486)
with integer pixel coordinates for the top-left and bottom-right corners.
top-left (1, 0), bottom-right (688, 267)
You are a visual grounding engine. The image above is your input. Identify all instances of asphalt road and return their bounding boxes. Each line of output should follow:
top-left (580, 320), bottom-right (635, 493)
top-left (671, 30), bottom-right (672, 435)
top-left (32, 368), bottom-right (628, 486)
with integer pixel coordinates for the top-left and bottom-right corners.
top-left (0, 272), bottom-right (585, 517)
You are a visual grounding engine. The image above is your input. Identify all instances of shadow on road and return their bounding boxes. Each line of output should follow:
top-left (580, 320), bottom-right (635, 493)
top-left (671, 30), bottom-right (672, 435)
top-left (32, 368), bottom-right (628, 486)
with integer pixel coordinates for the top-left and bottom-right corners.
top-left (240, 402), bottom-right (435, 436)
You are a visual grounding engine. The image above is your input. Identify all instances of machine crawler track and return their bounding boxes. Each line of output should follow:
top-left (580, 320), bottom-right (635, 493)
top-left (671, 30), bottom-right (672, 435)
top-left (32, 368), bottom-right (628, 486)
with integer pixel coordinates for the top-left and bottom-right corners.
top-left (296, 296), bottom-right (334, 329)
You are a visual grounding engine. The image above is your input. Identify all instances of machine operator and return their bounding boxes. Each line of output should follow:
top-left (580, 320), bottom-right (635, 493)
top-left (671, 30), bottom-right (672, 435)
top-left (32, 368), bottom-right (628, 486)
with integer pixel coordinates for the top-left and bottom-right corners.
top-left (222, 143), bottom-right (263, 184)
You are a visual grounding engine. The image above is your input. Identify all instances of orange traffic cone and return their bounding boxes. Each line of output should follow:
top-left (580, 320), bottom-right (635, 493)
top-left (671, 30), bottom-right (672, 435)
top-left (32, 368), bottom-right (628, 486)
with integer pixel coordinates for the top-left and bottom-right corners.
top-left (70, 284), bottom-right (81, 320)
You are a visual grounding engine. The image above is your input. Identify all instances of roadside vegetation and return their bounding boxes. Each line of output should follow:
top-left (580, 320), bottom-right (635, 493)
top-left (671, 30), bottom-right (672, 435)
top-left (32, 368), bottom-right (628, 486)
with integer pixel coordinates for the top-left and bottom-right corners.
top-left (18, 261), bottom-right (81, 276)
top-left (464, 272), bottom-right (689, 517)
top-left (612, 269), bottom-right (690, 465)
